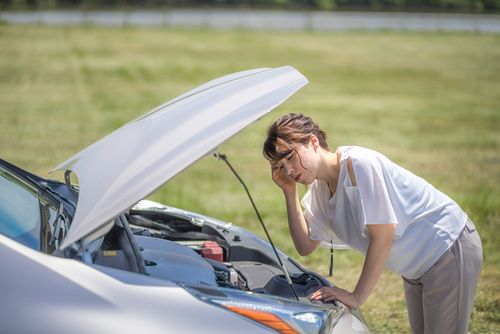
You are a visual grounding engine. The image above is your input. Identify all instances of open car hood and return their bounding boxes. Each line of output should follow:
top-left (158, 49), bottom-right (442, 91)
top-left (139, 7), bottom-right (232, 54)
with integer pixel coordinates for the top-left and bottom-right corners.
top-left (53, 66), bottom-right (308, 250)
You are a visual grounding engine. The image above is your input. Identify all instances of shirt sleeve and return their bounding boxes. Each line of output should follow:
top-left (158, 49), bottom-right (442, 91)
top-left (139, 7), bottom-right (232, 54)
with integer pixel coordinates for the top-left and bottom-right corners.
top-left (301, 185), bottom-right (326, 241)
top-left (350, 152), bottom-right (398, 229)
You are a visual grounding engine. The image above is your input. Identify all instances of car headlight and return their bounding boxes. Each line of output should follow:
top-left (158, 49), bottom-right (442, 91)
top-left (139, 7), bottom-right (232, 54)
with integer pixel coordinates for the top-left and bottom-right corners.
top-left (185, 286), bottom-right (342, 334)
top-left (216, 300), bottom-right (300, 333)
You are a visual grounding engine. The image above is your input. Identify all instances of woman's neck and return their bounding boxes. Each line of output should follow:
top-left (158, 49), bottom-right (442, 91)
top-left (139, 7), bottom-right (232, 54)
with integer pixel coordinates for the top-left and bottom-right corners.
top-left (316, 148), bottom-right (341, 186)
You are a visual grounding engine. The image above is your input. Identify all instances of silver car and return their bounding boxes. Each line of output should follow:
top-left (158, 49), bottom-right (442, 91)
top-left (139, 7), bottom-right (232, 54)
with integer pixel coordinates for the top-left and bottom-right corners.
top-left (0, 66), bottom-right (370, 334)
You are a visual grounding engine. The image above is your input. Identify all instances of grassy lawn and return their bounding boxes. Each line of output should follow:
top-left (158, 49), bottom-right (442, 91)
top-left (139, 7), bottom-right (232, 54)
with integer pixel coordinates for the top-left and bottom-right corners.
top-left (0, 24), bottom-right (499, 333)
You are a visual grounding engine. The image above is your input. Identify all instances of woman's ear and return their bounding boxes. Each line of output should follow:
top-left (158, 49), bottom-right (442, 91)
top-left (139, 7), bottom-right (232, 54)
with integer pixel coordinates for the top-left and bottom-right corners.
top-left (310, 135), bottom-right (320, 150)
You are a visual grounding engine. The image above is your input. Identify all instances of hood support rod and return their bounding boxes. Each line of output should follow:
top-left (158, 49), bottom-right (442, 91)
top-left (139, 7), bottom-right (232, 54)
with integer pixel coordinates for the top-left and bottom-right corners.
top-left (214, 152), bottom-right (300, 301)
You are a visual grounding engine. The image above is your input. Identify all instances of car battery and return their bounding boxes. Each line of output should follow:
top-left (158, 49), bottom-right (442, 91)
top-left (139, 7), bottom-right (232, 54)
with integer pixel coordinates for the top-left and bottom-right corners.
top-left (201, 241), bottom-right (224, 262)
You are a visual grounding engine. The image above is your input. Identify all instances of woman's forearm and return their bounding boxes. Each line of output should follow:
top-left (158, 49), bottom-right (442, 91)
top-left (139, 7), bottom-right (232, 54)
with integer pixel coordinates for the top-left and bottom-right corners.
top-left (309, 223), bottom-right (395, 309)
top-left (353, 224), bottom-right (395, 305)
top-left (283, 189), bottom-right (320, 256)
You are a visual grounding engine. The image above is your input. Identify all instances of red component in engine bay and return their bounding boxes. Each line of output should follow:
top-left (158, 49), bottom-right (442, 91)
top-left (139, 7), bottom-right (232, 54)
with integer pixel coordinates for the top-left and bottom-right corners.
top-left (201, 241), bottom-right (224, 262)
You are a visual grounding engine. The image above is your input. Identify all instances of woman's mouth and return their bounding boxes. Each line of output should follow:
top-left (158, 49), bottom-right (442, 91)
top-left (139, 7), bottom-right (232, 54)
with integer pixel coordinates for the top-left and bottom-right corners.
top-left (295, 174), bottom-right (302, 182)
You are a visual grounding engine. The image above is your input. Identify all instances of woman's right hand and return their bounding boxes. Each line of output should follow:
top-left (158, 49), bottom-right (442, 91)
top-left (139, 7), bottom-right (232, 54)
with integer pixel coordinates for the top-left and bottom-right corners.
top-left (271, 164), bottom-right (296, 194)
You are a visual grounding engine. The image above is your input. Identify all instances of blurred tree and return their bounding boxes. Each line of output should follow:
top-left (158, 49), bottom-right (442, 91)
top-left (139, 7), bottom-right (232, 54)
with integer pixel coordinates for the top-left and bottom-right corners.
top-left (314, 0), bottom-right (336, 9)
top-left (0, 0), bottom-right (497, 12)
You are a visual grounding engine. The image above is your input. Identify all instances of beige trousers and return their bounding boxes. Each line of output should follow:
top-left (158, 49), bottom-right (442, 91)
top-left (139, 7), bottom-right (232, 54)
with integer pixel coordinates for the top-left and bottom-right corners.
top-left (402, 219), bottom-right (483, 334)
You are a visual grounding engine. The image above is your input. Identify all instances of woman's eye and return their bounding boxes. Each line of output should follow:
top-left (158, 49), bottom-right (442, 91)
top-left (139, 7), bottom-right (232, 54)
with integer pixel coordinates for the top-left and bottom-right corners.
top-left (286, 152), bottom-right (294, 160)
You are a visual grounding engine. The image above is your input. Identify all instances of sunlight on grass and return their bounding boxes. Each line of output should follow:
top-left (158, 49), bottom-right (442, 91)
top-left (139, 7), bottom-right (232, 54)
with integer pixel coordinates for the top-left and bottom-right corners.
top-left (1, 25), bottom-right (499, 333)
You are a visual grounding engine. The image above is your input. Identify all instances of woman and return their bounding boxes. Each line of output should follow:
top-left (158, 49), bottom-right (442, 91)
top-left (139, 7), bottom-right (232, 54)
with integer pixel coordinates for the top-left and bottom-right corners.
top-left (263, 113), bottom-right (482, 334)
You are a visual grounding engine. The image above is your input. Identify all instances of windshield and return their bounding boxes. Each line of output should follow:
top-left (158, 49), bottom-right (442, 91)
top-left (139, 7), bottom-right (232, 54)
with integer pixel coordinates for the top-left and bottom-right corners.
top-left (0, 167), bottom-right (41, 249)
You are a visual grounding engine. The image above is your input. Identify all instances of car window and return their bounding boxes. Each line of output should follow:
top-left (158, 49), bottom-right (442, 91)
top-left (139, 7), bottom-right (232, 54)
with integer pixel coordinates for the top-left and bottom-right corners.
top-left (0, 168), bottom-right (41, 249)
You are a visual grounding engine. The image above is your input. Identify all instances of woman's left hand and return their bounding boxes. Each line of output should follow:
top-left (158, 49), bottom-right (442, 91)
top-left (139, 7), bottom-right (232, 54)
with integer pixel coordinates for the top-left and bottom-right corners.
top-left (309, 287), bottom-right (361, 309)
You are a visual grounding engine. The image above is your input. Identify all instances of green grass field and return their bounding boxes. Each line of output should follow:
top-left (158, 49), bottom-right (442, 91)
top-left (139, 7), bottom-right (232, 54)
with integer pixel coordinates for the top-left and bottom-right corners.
top-left (0, 24), bottom-right (499, 333)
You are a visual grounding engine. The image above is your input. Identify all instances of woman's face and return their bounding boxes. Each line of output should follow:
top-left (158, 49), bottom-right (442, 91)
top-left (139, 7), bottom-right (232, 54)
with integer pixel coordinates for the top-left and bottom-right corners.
top-left (274, 140), bottom-right (319, 185)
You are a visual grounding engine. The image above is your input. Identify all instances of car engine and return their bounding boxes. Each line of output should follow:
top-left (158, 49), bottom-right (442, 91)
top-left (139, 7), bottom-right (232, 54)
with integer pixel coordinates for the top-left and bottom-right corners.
top-left (125, 202), bottom-right (330, 301)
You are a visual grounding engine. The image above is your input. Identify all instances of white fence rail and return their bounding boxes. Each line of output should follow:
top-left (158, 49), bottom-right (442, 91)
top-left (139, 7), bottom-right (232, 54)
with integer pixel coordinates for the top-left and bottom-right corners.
top-left (1, 10), bottom-right (500, 32)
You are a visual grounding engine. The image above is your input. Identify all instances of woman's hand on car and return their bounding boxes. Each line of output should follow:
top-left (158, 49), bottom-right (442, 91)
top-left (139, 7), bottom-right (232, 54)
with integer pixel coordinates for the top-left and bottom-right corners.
top-left (309, 287), bottom-right (361, 309)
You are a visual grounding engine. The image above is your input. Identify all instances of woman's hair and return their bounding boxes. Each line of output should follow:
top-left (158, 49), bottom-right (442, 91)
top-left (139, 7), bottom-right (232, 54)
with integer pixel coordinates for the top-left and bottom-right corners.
top-left (263, 113), bottom-right (329, 163)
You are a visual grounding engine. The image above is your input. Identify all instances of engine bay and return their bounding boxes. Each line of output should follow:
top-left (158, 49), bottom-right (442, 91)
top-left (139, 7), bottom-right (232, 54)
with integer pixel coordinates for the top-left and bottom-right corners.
top-left (125, 206), bottom-right (329, 301)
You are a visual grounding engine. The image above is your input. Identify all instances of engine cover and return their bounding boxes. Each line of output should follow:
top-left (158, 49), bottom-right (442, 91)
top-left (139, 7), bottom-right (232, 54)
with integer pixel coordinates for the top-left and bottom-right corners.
top-left (134, 235), bottom-right (217, 286)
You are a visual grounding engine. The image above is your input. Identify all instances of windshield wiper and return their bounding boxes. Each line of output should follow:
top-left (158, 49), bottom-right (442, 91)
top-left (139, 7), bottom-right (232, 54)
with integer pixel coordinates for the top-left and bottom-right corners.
top-left (214, 152), bottom-right (300, 301)
top-left (25, 175), bottom-right (77, 211)
top-left (49, 203), bottom-right (69, 248)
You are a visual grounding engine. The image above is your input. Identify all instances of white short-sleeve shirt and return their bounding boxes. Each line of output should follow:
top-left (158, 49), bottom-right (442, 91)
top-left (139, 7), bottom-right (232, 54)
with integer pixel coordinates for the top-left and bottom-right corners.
top-left (301, 146), bottom-right (468, 279)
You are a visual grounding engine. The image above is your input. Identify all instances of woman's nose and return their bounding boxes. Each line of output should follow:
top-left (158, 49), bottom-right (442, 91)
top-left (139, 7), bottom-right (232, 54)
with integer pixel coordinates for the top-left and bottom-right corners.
top-left (284, 164), bottom-right (294, 177)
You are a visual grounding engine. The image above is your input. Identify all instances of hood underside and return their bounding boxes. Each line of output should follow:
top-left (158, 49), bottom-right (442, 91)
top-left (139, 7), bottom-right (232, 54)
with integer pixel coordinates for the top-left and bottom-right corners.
top-left (53, 66), bottom-right (308, 250)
